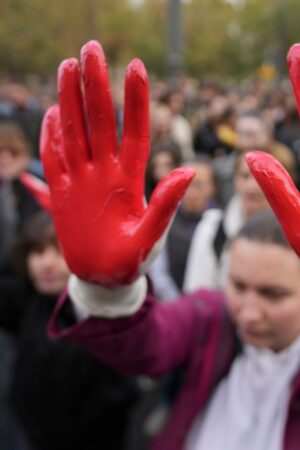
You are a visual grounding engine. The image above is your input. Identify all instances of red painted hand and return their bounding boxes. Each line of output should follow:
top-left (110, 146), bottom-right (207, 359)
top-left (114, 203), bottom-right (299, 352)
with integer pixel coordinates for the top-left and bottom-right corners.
top-left (38, 40), bottom-right (195, 287)
top-left (244, 43), bottom-right (300, 257)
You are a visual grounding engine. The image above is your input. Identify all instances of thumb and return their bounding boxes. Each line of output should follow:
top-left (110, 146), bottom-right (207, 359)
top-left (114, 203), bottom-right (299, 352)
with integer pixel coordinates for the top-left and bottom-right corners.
top-left (137, 167), bottom-right (195, 256)
top-left (245, 151), bottom-right (300, 257)
top-left (19, 172), bottom-right (53, 214)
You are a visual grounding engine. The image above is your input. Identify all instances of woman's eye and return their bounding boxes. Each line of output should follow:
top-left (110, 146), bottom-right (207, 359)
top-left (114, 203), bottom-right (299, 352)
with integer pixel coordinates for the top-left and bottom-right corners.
top-left (233, 281), bottom-right (247, 292)
top-left (259, 288), bottom-right (289, 301)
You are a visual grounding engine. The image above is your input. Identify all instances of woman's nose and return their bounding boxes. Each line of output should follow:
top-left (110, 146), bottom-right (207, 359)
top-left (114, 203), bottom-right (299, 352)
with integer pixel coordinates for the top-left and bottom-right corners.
top-left (239, 292), bottom-right (264, 324)
top-left (40, 249), bottom-right (56, 268)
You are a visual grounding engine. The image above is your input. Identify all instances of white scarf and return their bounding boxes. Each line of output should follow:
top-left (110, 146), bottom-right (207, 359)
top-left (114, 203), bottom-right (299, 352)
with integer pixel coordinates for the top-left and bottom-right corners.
top-left (185, 336), bottom-right (300, 450)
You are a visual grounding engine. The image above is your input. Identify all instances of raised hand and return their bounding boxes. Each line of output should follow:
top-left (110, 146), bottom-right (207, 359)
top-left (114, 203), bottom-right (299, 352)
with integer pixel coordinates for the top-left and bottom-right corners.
top-left (37, 40), bottom-right (194, 287)
top-left (244, 43), bottom-right (300, 256)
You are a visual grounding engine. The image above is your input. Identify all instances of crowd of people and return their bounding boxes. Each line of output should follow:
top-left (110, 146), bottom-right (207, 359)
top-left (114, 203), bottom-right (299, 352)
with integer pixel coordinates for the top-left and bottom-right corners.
top-left (1, 66), bottom-right (300, 450)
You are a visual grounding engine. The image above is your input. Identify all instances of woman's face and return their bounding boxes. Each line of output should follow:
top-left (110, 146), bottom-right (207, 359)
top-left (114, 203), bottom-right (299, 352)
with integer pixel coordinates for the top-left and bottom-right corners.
top-left (235, 116), bottom-right (269, 151)
top-left (226, 238), bottom-right (300, 352)
top-left (182, 163), bottom-right (215, 214)
top-left (0, 144), bottom-right (29, 179)
top-left (152, 152), bottom-right (175, 182)
top-left (27, 244), bottom-right (70, 295)
top-left (234, 158), bottom-right (268, 217)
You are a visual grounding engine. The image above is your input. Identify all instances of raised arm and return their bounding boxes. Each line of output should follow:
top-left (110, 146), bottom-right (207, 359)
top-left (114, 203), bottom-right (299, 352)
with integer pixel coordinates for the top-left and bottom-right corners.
top-left (20, 41), bottom-right (203, 376)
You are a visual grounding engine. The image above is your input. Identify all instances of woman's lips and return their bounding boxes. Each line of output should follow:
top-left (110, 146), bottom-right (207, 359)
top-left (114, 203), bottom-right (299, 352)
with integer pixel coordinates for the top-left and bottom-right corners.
top-left (240, 327), bottom-right (268, 339)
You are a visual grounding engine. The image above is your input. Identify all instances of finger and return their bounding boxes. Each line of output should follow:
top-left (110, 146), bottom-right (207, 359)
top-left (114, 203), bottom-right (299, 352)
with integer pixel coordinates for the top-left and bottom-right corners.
top-left (19, 172), bottom-right (52, 213)
top-left (120, 59), bottom-right (150, 193)
top-left (287, 44), bottom-right (300, 116)
top-left (58, 58), bottom-right (91, 171)
top-left (80, 40), bottom-right (117, 165)
top-left (137, 167), bottom-right (195, 255)
top-left (245, 151), bottom-right (300, 257)
top-left (40, 105), bottom-right (69, 191)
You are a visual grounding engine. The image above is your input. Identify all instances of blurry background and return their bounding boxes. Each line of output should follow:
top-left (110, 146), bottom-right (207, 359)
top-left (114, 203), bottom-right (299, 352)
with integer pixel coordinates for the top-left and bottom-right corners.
top-left (0, 0), bottom-right (297, 80)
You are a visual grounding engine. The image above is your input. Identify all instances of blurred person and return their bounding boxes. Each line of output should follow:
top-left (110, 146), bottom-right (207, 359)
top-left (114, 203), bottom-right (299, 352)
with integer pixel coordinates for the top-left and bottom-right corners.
top-left (274, 98), bottom-right (300, 185)
top-left (0, 212), bottom-right (138, 450)
top-left (235, 114), bottom-right (287, 154)
top-left (146, 139), bottom-right (183, 201)
top-left (0, 122), bottom-right (33, 180)
top-left (150, 79), bottom-right (169, 103)
top-left (275, 98), bottom-right (300, 150)
top-left (37, 86), bottom-right (56, 114)
top-left (0, 328), bottom-right (29, 450)
top-left (193, 96), bottom-right (236, 158)
top-left (235, 115), bottom-right (295, 178)
top-left (0, 81), bottom-right (43, 156)
top-left (235, 94), bottom-right (260, 115)
top-left (0, 122), bottom-right (42, 271)
top-left (150, 102), bottom-right (173, 144)
top-left (149, 158), bottom-right (216, 300)
top-left (195, 81), bottom-right (222, 108)
top-left (213, 113), bottom-right (296, 206)
top-left (183, 153), bottom-right (272, 293)
top-left (150, 101), bottom-right (189, 161)
top-left (0, 123), bottom-right (38, 450)
top-left (161, 89), bottom-right (195, 160)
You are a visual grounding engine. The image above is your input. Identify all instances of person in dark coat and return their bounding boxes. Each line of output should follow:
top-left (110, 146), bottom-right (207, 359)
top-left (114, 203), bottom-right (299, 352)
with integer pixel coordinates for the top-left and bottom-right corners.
top-left (0, 122), bottom-right (43, 271)
top-left (0, 212), bottom-right (138, 450)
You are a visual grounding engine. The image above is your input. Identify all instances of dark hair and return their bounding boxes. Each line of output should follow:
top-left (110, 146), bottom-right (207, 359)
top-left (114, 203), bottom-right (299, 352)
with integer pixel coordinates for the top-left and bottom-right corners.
top-left (233, 208), bottom-right (290, 249)
top-left (13, 212), bottom-right (58, 275)
top-left (150, 139), bottom-right (183, 167)
top-left (159, 88), bottom-right (183, 105)
top-left (145, 139), bottom-right (183, 200)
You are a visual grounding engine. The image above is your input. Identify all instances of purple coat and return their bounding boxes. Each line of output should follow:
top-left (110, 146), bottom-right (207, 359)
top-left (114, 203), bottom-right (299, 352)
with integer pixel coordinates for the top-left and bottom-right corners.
top-left (49, 289), bottom-right (300, 450)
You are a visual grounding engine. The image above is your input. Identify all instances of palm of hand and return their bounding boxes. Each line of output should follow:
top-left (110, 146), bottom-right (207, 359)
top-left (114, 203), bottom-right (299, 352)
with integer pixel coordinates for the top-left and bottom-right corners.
top-left (39, 41), bottom-right (194, 287)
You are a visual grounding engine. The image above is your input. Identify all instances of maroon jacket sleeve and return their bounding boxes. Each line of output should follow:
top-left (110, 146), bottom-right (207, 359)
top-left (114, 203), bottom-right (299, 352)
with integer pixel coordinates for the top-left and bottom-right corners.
top-left (48, 289), bottom-right (226, 378)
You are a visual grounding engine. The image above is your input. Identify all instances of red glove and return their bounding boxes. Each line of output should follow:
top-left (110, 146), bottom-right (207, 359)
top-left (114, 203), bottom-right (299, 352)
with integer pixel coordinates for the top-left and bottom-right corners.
top-left (32, 41), bottom-right (195, 287)
top-left (244, 43), bottom-right (300, 257)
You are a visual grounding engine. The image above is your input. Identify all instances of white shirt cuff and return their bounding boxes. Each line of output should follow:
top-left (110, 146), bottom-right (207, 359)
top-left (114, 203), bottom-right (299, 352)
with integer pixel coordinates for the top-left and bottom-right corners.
top-left (68, 274), bottom-right (148, 319)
